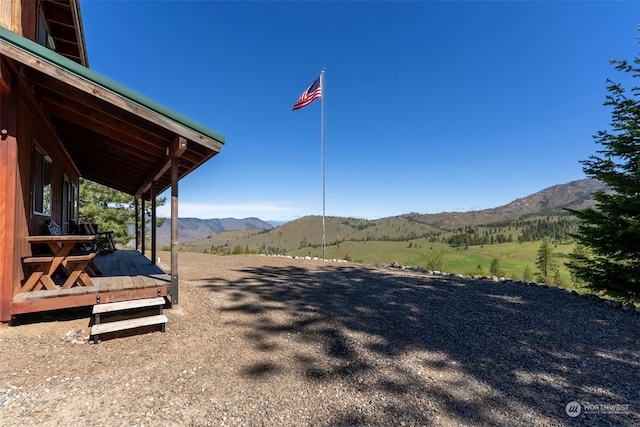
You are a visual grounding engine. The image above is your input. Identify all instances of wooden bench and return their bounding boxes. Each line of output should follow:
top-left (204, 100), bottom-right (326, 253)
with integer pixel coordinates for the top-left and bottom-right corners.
top-left (90, 296), bottom-right (167, 344)
top-left (21, 256), bottom-right (56, 292)
top-left (21, 252), bottom-right (97, 292)
top-left (60, 252), bottom-right (96, 288)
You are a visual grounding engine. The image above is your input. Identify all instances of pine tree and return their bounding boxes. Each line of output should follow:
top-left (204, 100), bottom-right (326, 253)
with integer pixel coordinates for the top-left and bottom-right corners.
top-left (567, 54), bottom-right (640, 300)
top-left (79, 179), bottom-right (166, 247)
top-left (79, 179), bottom-right (133, 245)
top-left (489, 257), bottom-right (501, 277)
top-left (568, 245), bottom-right (590, 287)
top-left (552, 269), bottom-right (566, 287)
top-left (536, 239), bottom-right (554, 284)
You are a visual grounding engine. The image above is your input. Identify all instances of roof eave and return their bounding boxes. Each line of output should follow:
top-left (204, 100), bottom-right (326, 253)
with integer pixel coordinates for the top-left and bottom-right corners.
top-left (0, 26), bottom-right (225, 148)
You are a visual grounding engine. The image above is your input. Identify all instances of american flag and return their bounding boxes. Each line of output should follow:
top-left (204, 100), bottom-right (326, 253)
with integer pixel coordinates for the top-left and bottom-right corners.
top-left (292, 76), bottom-right (322, 110)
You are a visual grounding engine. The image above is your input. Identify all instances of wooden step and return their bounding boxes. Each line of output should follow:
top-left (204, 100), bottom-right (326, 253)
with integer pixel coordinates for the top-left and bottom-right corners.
top-left (92, 296), bottom-right (165, 314)
top-left (91, 314), bottom-right (168, 336)
top-left (90, 296), bottom-right (167, 343)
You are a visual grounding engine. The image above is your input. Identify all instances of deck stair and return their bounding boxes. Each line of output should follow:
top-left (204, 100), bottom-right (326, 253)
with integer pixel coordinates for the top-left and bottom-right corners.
top-left (90, 296), bottom-right (167, 344)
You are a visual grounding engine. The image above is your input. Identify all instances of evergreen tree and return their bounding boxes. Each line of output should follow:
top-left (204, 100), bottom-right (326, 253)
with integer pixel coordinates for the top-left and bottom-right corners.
top-left (79, 179), bottom-right (166, 247)
top-left (471, 264), bottom-right (485, 276)
top-left (568, 245), bottom-right (590, 287)
top-left (79, 179), bottom-right (133, 246)
top-left (523, 265), bottom-right (533, 282)
top-left (489, 257), bottom-right (502, 277)
top-left (536, 239), bottom-right (555, 283)
top-left (552, 269), bottom-right (566, 287)
top-left (567, 53), bottom-right (640, 300)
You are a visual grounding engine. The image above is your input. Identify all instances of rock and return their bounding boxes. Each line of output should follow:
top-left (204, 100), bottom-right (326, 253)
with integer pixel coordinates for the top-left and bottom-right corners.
top-left (65, 330), bottom-right (88, 345)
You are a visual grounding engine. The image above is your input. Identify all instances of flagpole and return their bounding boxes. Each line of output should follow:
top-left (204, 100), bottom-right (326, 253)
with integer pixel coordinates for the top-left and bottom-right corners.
top-left (320, 68), bottom-right (326, 260)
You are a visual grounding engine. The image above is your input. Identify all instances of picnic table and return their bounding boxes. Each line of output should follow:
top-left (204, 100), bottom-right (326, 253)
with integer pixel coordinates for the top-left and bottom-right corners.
top-left (21, 235), bottom-right (101, 292)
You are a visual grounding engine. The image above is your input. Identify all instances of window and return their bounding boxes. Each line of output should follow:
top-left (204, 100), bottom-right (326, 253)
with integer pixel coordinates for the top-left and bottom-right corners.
top-left (37, 6), bottom-right (55, 50)
top-left (33, 146), bottom-right (52, 216)
top-left (62, 175), bottom-right (78, 233)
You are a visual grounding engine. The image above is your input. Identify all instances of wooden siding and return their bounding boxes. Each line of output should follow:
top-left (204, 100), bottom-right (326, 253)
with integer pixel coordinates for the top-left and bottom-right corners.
top-left (0, 0), bottom-right (23, 35)
top-left (0, 0), bottom-right (36, 40)
top-left (0, 54), bottom-right (81, 322)
top-left (0, 88), bottom-right (18, 323)
top-left (20, 0), bottom-right (36, 41)
top-left (14, 66), bottom-right (80, 235)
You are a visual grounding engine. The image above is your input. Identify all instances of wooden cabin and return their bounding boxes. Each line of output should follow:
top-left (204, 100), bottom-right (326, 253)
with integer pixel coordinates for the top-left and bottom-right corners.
top-left (0, 0), bottom-right (225, 325)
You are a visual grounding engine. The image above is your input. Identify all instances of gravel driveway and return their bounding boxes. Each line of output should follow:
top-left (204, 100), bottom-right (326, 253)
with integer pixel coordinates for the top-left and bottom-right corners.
top-left (1, 253), bottom-right (638, 426)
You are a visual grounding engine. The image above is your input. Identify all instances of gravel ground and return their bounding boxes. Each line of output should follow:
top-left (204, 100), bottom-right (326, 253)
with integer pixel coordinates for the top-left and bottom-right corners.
top-left (0, 253), bottom-right (638, 427)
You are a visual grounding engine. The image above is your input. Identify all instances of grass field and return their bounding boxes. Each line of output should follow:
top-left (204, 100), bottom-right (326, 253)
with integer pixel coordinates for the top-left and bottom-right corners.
top-left (284, 239), bottom-right (577, 285)
top-left (179, 214), bottom-right (599, 295)
top-left (180, 215), bottom-right (580, 286)
top-left (179, 224), bottom-right (640, 303)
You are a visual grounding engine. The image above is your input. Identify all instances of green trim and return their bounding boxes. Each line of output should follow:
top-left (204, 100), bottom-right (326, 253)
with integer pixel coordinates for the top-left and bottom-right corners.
top-left (0, 26), bottom-right (224, 145)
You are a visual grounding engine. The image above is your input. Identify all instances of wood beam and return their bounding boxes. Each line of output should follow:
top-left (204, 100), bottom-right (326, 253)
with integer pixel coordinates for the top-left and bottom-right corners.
top-left (141, 198), bottom-right (146, 256)
top-left (0, 59), bottom-right (12, 93)
top-left (135, 198), bottom-right (140, 252)
top-left (10, 286), bottom-right (168, 315)
top-left (135, 136), bottom-right (187, 197)
top-left (169, 156), bottom-right (179, 305)
top-left (172, 134), bottom-right (187, 157)
top-left (39, 95), bottom-right (165, 156)
top-left (10, 63), bottom-right (80, 177)
top-left (151, 183), bottom-right (156, 265)
top-left (30, 76), bottom-right (172, 144)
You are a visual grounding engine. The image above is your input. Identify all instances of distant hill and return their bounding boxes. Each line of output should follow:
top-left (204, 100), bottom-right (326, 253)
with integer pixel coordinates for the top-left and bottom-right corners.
top-left (156, 217), bottom-right (273, 247)
top-left (180, 178), bottom-right (607, 254)
top-left (402, 178), bottom-right (607, 230)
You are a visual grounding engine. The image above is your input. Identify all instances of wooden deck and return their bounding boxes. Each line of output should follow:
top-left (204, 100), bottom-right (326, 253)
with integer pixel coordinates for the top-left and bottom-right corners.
top-left (11, 250), bottom-right (171, 316)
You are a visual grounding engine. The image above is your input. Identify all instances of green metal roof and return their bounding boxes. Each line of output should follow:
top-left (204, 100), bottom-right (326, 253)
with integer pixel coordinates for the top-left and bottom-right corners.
top-left (0, 26), bottom-right (225, 145)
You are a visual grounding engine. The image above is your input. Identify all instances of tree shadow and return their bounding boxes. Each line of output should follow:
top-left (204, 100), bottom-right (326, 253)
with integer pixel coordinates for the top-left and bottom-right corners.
top-left (196, 264), bottom-right (639, 426)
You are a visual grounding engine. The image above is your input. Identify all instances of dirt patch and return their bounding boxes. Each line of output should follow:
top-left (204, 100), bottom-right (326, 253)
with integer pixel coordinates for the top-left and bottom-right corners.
top-left (1, 253), bottom-right (638, 426)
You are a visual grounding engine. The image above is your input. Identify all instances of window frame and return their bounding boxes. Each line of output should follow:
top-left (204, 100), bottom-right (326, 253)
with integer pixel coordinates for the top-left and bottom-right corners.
top-left (32, 145), bottom-right (53, 217)
top-left (62, 174), bottom-right (78, 233)
top-left (36, 3), bottom-right (55, 50)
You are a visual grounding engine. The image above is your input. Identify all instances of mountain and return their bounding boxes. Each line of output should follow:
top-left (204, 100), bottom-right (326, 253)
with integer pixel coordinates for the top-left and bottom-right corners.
top-left (402, 178), bottom-right (607, 230)
top-left (156, 217), bottom-right (273, 247)
top-left (180, 178), bottom-right (607, 254)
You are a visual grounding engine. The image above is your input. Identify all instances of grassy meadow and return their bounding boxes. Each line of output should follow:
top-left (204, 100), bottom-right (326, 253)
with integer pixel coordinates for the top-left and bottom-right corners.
top-left (289, 239), bottom-right (576, 283)
top-left (180, 215), bottom-right (580, 289)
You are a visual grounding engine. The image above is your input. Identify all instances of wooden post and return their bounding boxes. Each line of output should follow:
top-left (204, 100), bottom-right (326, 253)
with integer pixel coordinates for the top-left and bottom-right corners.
top-left (134, 198), bottom-right (140, 252)
top-left (141, 198), bottom-right (146, 257)
top-left (151, 182), bottom-right (156, 265)
top-left (170, 156), bottom-right (179, 304)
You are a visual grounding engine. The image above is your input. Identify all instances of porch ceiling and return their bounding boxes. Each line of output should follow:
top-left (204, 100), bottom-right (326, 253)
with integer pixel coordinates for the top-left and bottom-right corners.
top-left (0, 27), bottom-right (224, 199)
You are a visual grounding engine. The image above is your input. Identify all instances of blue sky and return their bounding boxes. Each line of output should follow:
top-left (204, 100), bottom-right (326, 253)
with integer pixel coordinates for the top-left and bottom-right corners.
top-left (80, 1), bottom-right (640, 221)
